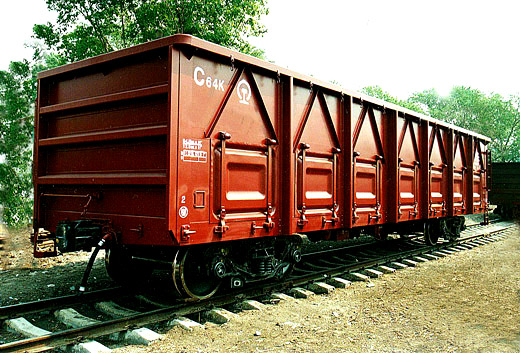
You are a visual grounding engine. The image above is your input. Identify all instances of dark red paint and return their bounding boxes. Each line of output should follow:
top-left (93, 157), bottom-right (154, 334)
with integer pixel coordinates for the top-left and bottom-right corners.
top-left (33, 35), bottom-right (490, 254)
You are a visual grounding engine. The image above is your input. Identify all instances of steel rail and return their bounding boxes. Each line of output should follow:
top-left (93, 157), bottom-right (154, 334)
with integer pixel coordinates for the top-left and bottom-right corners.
top-left (300, 218), bottom-right (502, 260)
top-left (0, 287), bottom-right (124, 321)
top-left (1, 221), bottom-right (514, 353)
top-left (289, 222), bottom-right (515, 286)
top-left (0, 291), bottom-right (260, 353)
top-left (301, 234), bottom-right (426, 259)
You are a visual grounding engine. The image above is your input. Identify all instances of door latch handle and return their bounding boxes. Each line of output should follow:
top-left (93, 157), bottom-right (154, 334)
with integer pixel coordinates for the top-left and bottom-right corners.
top-left (181, 224), bottom-right (196, 241)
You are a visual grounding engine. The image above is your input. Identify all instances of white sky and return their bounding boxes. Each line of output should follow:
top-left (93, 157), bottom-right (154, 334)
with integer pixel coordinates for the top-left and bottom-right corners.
top-left (250, 0), bottom-right (520, 99)
top-left (0, 0), bottom-right (56, 69)
top-left (1, 0), bottom-right (520, 100)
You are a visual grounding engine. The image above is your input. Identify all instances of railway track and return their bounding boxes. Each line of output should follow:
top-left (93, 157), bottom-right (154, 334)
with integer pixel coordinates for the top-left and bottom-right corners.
top-left (289, 220), bottom-right (511, 285)
top-left (0, 220), bottom-right (516, 352)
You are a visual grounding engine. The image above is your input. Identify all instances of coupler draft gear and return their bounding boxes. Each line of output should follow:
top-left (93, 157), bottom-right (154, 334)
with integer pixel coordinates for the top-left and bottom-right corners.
top-left (55, 220), bottom-right (104, 253)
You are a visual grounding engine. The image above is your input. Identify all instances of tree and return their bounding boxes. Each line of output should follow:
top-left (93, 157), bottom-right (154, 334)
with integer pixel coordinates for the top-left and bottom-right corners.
top-left (0, 54), bottom-right (67, 226)
top-left (1, 0), bottom-right (269, 226)
top-left (362, 85), bottom-right (520, 162)
top-left (410, 87), bottom-right (520, 162)
top-left (0, 61), bottom-right (37, 226)
top-left (33, 0), bottom-right (268, 62)
top-left (361, 85), bottom-right (425, 114)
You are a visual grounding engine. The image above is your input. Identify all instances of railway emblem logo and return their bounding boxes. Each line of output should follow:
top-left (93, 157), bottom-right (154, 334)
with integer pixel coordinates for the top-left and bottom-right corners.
top-left (179, 206), bottom-right (189, 218)
top-left (237, 79), bottom-right (252, 105)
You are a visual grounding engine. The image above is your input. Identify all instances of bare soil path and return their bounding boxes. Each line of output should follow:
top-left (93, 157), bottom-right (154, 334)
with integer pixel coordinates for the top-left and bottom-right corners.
top-left (116, 227), bottom-right (520, 353)
top-left (1, 222), bottom-right (518, 352)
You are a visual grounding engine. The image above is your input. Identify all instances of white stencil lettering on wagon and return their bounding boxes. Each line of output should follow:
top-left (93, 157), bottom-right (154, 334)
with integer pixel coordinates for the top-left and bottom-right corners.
top-left (193, 66), bottom-right (225, 91)
top-left (181, 138), bottom-right (207, 163)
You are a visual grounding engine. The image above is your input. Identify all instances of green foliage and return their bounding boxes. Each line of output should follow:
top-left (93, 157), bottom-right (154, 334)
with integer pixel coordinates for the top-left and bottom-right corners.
top-left (361, 86), bottom-right (425, 114)
top-left (362, 85), bottom-right (520, 162)
top-left (0, 61), bottom-right (37, 226)
top-left (1, 0), bottom-right (269, 226)
top-left (0, 53), bottom-right (67, 226)
top-left (410, 87), bottom-right (520, 162)
top-left (0, 55), bottom-right (67, 226)
top-left (33, 0), bottom-right (268, 62)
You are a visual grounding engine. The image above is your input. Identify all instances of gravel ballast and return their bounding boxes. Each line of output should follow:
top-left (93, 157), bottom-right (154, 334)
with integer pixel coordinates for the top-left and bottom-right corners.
top-left (1, 222), bottom-right (519, 352)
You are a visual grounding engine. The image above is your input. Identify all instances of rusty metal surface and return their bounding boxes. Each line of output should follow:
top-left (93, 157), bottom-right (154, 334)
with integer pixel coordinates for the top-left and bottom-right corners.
top-left (34, 34), bottom-right (491, 252)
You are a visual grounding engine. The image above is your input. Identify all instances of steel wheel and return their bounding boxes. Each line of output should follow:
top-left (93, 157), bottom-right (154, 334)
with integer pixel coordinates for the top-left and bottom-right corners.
top-left (446, 216), bottom-right (465, 242)
top-left (374, 226), bottom-right (389, 241)
top-left (105, 247), bottom-right (151, 285)
top-left (172, 248), bottom-right (221, 300)
top-left (398, 232), bottom-right (411, 239)
top-left (423, 221), bottom-right (439, 246)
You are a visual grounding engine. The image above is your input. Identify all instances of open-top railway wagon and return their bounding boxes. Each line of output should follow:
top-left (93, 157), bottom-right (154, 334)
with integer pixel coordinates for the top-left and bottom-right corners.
top-left (32, 35), bottom-right (490, 299)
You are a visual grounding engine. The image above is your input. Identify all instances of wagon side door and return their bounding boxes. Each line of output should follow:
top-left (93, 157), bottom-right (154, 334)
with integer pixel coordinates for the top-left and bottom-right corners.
top-left (291, 83), bottom-right (343, 231)
top-left (176, 52), bottom-right (280, 245)
top-left (397, 115), bottom-right (420, 222)
top-left (351, 101), bottom-right (385, 227)
top-left (453, 133), bottom-right (468, 215)
top-left (428, 124), bottom-right (448, 218)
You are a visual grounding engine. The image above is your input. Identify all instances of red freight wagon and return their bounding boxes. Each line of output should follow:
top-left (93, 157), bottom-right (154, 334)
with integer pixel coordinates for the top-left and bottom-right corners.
top-left (33, 35), bottom-right (490, 299)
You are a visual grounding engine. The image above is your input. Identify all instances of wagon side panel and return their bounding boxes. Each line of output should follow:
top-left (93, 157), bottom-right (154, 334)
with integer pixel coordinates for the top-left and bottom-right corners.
top-left (471, 137), bottom-right (489, 213)
top-left (350, 100), bottom-right (386, 228)
top-left (452, 131), bottom-right (469, 215)
top-left (34, 47), bottom-right (172, 247)
top-left (289, 81), bottom-right (344, 233)
top-left (428, 124), bottom-right (449, 218)
top-left (396, 113), bottom-right (422, 223)
top-left (173, 48), bottom-right (282, 245)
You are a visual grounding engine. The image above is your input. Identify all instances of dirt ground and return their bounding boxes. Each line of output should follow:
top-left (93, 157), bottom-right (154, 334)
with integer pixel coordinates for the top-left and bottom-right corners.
top-left (1, 221), bottom-right (519, 352)
top-left (116, 226), bottom-right (520, 353)
top-left (0, 224), bottom-right (111, 305)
